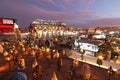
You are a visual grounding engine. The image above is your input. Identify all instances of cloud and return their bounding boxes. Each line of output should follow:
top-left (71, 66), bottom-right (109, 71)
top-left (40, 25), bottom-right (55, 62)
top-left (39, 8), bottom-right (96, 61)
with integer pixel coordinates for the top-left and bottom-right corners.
top-left (0, 0), bottom-right (96, 26)
top-left (0, 0), bottom-right (116, 29)
top-left (30, 0), bottom-right (96, 11)
top-left (84, 18), bottom-right (120, 27)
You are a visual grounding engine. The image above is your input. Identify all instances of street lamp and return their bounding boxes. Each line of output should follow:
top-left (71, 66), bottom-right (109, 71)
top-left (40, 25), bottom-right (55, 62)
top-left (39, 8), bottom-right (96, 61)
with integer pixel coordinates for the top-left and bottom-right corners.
top-left (115, 58), bottom-right (120, 64)
top-left (107, 66), bottom-right (113, 80)
top-left (86, 73), bottom-right (91, 80)
top-left (73, 59), bottom-right (79, 68)
top-left (5, 55), bottom-right (12, 71)
top-left (98, 55), bottom-right (104, 60)
top-left (46, 47), bottom-right (50, 53)
top-left (97, 55), bottom-right (103, 67)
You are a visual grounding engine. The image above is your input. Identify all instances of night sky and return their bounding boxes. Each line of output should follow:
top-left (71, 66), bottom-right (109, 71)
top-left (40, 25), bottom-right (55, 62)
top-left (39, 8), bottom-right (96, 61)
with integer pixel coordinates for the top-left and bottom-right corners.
top-left (1, 0), bottom-right (120, 29)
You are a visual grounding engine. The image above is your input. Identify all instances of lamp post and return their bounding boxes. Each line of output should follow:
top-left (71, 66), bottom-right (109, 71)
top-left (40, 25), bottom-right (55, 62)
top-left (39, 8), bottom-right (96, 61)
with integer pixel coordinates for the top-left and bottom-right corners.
top-left (86, 73), bottom-right (91, 80)
top-left (73, 58), bottom-right (79, 68)
top-left (97, 55), bottom-right (103, 67)
top-left (5, 55), bottom-right (12, 71)
top-left (107, 66), bottom-right (113, 80)
top-left (46, 47), bottom-right (50, 53)
top-left (46, 47), bottom-right (51, 65)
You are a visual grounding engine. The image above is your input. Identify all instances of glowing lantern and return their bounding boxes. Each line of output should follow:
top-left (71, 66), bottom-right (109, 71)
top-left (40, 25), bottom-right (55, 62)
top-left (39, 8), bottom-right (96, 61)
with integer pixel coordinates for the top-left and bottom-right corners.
top-left (46, 48), bottom-right (50, 52)
top-left (98, 55), bottom-right (104, 60)
top-left (73, 59), bottom-right (79, 68)
top-left (10, 49), bottom-right (13, 53)
top-left (52, 49), bottom-right (56, 53)
top-left (31, 50), bottom-right (36, 57)
top-left (86, 73), bottom-right (91, 80)
top-left (3, 51), bottom-right (8, 56)
top-left (116, 58), bottom-right (120, 64)
top-left (5, 55), bottom-right (11, 61)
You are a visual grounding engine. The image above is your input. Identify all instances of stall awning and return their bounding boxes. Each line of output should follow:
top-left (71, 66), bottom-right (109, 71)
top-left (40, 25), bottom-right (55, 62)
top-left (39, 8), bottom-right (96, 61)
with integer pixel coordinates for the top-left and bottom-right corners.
top-left (0, 25), bottom-right (13, 29)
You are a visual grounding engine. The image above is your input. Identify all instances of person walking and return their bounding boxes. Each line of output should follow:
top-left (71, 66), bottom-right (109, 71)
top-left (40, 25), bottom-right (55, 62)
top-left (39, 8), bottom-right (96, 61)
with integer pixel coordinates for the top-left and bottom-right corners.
top-left (70, 65), bottom-right (76, 80)
top-left (32, 65), bottom-right (43, 80)
top-left (57, 57), bottom-right (63, 71)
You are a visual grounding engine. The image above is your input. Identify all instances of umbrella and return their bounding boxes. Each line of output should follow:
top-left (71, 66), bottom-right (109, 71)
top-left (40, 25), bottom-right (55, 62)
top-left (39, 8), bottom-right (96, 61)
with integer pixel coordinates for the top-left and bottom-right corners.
top-left (9, 72), bottom-right (27, 80)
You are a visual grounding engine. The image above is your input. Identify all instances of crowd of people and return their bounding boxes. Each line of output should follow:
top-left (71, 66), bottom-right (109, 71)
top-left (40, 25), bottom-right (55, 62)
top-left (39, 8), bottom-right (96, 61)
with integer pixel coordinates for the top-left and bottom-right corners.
top-left (0, 37), bottom-right (85, 80)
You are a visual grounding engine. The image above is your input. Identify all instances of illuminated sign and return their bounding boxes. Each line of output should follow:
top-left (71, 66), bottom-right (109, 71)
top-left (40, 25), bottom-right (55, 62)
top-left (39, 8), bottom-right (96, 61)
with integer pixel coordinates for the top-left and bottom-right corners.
top-left (0, 20), bottom-right (3, 24)
top-left (2, 19), bottom-right (13, 24)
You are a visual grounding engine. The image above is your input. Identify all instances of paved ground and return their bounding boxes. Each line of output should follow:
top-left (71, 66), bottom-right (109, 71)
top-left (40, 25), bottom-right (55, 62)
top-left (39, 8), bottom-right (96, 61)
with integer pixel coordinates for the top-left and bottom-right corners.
top-left (0, 38), bottom-right (117, 80)
top-left (69, 51), bottom-right (120, 71)
top-left (0, 53), bottom-right (116, 80)
top-left (0, 54), bottom-right (84, 80)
